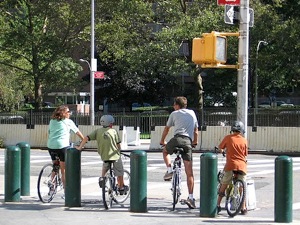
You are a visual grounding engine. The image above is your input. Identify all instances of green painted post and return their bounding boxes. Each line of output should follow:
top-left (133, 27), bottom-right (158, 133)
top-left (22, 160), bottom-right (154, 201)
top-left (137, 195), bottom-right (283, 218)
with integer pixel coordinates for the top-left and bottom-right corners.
top-left (275, 156), bottom-right (293, 223)
top-left (16, 142), bottom-right (31, 196)
top-left (65, 148), bottom-right (81, 207)
top-left (200, 152), bottom-right (218, 217)
top-left (130, 150), bottom-right (147, 212)
top-left (5, 146), bottom-right (21, 202)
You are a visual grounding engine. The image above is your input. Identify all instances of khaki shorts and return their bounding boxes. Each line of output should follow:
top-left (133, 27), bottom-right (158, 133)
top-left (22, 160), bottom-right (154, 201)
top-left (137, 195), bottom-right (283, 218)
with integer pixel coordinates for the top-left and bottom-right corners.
top-left (102, 158), bottom-right (124, 176)
top-left (221, 170), bottom-right (246, 185)
top-left (166, 135), bottom-right (192, 161)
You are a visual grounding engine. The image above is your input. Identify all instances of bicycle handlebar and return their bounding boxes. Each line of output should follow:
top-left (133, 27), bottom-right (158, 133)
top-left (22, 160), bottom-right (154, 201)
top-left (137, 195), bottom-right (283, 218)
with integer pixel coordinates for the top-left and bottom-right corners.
top-left (120, 152), bottom-right (130, 158)
top-left (214, 146), bottom-right (226, 157)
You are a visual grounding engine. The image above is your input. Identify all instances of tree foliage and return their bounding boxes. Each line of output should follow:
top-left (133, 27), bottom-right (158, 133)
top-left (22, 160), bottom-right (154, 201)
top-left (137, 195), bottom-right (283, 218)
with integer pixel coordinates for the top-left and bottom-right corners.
top-left (0, 0), bottom-right (90, 110)
top-left (0, 0), bottom-right (299, 112)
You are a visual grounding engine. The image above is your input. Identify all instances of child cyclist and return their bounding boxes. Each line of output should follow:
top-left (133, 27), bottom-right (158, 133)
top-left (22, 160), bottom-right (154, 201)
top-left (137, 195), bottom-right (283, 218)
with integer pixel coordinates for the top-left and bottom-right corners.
top-left (217, 120), bottom-right (248, 215)
top-left (76, 115), bottom-right (128, 194)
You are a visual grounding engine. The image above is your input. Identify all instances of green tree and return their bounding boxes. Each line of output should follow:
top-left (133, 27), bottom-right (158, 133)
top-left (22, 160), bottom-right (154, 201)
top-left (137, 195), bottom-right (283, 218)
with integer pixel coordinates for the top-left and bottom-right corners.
top-left (0, 0), bottom-right (90, 110)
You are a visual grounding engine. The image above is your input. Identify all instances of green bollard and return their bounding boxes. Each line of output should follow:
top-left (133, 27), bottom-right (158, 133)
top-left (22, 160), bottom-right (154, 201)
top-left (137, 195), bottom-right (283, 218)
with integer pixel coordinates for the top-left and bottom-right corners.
top-left (130, 150), bottom-right (147, 212)
top-left (5, 146), bottom-right (21, 202)
top-left (65, 148), bottom-right (81, 207)
top-left (16, 142), bottom-right (31, 196)
top-left (275, 155), bottom-right (293, 223)
top-left (200, 152), bottom-right (218, 217)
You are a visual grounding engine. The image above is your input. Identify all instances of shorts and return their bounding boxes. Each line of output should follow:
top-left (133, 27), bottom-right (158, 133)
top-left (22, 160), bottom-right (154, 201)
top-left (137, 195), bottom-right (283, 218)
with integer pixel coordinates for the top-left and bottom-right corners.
top-left (48, 147), bottom-right (68, 162)
top-left (221, 170), bottom-right (246, 185)
top-left (102, 158), bottom-right (124, 176)
top-left (166, 135), bottom-right (193, 161)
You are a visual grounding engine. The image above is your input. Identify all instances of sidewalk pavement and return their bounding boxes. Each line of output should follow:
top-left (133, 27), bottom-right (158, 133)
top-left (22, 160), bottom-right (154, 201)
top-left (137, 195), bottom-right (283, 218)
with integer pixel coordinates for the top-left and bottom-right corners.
top-left (1, 188), bottom-right (298, 225)
top-left (1, 141), bottom-right (299, 225)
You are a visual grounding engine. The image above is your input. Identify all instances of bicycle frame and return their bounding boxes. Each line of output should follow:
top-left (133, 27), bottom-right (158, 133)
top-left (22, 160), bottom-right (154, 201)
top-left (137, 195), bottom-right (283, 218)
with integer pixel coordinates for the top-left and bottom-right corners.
top-left (101, 153), bottom-right (131, 209)
top-left (171, 147), bottom-right (184, 210)
top-left (37, 156), bottom-right (63, 203)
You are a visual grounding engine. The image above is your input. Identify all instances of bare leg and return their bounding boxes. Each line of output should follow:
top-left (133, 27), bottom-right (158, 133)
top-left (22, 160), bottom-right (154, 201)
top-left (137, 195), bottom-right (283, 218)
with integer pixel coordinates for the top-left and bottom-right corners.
top-left (59, 161), bottom-right (66, 189)
top-left (217, 184), bottom-right (228, 206)
top-left (163, 147), bottom-right (171, 167)
top-left (183, 160), bottom-right (194, 195)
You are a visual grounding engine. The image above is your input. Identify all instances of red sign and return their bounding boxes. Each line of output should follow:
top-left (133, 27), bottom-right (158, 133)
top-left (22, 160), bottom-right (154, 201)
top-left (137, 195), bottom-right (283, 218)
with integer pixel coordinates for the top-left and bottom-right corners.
top-left (94, 71), bottom-right (105, 79)
top-left (217, 0), bottom-right (240, 5)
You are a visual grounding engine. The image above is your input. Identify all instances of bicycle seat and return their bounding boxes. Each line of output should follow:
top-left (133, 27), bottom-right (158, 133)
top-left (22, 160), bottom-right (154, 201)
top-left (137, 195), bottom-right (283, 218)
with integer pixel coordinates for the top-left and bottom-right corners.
top-left (104, 160), bottom-right (116, 163)
top-left (174, 147), bottom-right (184, 154)
top-left (233, 170), bottom-right (245, 175)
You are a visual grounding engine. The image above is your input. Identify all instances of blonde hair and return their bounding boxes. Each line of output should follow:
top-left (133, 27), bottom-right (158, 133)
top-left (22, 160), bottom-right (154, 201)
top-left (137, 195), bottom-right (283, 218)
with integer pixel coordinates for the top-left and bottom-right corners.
top-left (174, 96), bottom-right (187, 109)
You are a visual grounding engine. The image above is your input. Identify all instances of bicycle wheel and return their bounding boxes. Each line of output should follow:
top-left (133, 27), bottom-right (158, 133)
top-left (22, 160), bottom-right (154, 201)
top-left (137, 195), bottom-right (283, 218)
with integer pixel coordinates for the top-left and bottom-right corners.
top-left (37, 164), bottom-right (59, 203)
top-left (113, 170), bottom-right (131, 204)
top-left (102, 176), bottom-right (114, 209)
top-left (225, 179), bottom-right (246, 217)
top-left (172, 172), bottom-right (180, 211)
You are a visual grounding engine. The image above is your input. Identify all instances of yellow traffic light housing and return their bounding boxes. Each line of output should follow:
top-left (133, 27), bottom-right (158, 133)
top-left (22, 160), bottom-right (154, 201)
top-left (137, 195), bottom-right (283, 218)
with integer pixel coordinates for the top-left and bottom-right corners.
top-left (192, 31), bottom-right (239, 69)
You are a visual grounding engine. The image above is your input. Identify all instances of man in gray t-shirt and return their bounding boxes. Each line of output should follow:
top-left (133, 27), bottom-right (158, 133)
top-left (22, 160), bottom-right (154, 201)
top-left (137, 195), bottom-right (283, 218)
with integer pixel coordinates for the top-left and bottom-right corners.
top-left (160, 96), bottom-right (198, 209)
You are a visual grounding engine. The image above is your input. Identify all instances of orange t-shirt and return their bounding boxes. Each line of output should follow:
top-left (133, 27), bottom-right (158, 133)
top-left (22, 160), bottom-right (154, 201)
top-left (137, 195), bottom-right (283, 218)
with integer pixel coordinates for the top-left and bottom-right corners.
top-left (219, 133), bottom-right (248, 174)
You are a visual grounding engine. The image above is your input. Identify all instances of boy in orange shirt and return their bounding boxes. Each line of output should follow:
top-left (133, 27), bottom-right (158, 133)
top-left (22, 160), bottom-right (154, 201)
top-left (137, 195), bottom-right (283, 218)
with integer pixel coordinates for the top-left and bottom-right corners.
top-left (217, 121), bottom-right (248, 215)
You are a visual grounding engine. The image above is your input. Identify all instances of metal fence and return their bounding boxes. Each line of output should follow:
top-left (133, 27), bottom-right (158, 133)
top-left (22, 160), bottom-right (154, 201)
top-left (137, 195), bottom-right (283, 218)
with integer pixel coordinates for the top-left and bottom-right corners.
top-left (1, 108), bottom-right (300, 137)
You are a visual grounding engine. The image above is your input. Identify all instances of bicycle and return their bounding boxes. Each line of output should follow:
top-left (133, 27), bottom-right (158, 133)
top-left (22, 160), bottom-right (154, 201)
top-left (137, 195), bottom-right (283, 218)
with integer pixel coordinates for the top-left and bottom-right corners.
top-left (37, 154), bottom-right (63, 203)
top-left (37, 142), bottom-right (81, 203)
top-left (216, 147), bottom-right (247, 217)
top-left (100, 152), bottom-right (131, 209)
top-left (170, 147), bottom-right (185, 210)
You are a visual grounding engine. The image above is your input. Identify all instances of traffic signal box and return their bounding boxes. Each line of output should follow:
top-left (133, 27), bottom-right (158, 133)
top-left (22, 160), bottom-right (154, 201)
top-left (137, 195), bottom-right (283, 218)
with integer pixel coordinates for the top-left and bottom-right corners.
top-left (192, 31), bottom-right (239, 69)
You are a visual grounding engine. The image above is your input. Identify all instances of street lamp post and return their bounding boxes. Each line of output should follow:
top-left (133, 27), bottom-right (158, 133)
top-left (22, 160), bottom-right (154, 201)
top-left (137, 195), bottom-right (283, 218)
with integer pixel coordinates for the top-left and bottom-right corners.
top-left (254, 40), bottom-right (268, 127)
top-left (79, 0), bottom-right (96, 126)
top-left (80, 58), bottom-right (95, 126)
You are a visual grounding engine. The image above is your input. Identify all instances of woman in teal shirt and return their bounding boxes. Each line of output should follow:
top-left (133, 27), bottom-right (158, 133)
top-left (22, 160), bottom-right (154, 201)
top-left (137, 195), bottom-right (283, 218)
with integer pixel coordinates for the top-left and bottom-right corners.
top-left (47, 105), bottom-right (84, 192)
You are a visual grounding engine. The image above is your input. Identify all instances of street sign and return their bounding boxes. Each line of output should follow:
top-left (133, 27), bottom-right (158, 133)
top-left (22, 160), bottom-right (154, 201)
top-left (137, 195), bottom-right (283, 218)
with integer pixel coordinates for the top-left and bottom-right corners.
top-left (224, 5), bottom-right (236, 24)
top-left (94, 71), bottom-right (105, 79)
top-left (249, 8), bottom-right (254, 27)
top-left (218, 0), bottom-right (240, 5)
top-left (224, 5), bottom-right (254, 27)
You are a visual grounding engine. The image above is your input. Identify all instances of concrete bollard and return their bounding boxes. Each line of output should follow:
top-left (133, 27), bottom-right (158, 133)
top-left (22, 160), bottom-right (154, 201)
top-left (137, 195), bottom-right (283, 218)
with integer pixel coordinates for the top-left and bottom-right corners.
top-left (275, 155), bottom-right (293, 223)
top-left (200, 152), bottom-right (218, 217)
top-left (5, 146), bottom-right (21, 202)
top-left (130, 150), bottom-right (147, 212)
top-left (16, 142), bottom-right (31, 196)
top-left (65, 148), bottom-right (81, 207)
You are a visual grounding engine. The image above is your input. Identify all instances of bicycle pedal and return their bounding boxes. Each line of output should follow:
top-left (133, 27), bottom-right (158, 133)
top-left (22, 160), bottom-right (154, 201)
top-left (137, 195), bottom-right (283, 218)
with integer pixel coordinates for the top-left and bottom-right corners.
top-left (180, 199), bottom-right (187, 205)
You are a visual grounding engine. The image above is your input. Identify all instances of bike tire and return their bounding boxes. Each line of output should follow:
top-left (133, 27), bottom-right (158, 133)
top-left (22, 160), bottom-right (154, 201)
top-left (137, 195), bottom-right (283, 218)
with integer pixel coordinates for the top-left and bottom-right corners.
top-left (102, 176), bottom-right (113, 209)
top-left (37, 164), bottom-right (59, 203)
top-left (172, 173), bottom-right (180, 211)
top-left (114, 170), bottom-right (131, 204)
top-left (225, 179), bottom-right (246, 217)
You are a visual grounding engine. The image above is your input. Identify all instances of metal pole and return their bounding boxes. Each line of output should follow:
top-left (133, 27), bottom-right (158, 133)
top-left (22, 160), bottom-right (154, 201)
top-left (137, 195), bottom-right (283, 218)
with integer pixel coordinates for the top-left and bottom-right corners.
top-left (130, 150), bottom-right (147, 212)
top-left (237, 0), bottom-right (249, 138)
top-left (200, 152), bottom-right (218, 217)
top-left (254, 45), bottom-right (258, 127)
top-left (254, 41), bottom-right (268, 127)
top-left (90, 0), bottom-right (95, 126)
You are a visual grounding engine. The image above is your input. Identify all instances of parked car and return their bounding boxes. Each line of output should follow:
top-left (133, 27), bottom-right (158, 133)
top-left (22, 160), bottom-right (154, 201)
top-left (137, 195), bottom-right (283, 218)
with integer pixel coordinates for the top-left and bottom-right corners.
top-left (132, 103), bottom-right (151, 111)
top-left (258, 101), bottom-right (294, 108)
top-left (258, 102), bottom-right (271, 108)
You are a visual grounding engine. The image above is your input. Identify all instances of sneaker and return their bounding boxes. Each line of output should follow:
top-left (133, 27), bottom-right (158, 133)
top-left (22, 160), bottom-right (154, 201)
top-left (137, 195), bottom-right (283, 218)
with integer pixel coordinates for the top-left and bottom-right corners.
top-left (118, 185), bottom-right (129, 195)
top-left (163, 171), bottom-right (173, 181)
top-left (186, 198), bottom-right (196, 209)
top-left (241, 208), bottom-right (248, 215)
top-left (217, 206), bottom-right (222, 214)
top-left (61, 194), bottom-right (65, 199)
top-left (98, 177), bottom-right (104, 188)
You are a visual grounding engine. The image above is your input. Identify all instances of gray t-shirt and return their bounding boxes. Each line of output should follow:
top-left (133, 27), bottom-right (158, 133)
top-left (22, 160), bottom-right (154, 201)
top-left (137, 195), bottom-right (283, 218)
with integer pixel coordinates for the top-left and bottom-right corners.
top-left (166, 108), bottom-right (198, 140)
